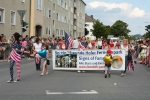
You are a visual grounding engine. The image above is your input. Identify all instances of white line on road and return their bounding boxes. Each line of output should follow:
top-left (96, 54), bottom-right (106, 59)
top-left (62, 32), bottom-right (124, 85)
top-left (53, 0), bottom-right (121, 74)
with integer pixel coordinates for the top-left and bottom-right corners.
top-left (46, 90), bottom-right (98, 95)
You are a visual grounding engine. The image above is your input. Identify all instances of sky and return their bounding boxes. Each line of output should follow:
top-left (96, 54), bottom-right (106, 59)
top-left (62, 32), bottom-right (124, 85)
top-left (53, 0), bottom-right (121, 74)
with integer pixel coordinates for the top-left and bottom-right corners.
top-left (84, 0), bottom-right (150, 35)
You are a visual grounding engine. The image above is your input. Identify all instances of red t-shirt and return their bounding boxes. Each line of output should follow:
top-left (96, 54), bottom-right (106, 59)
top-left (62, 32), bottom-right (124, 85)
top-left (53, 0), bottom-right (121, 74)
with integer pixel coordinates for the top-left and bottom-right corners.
top-left (109, 42), bottom-right (114, 47)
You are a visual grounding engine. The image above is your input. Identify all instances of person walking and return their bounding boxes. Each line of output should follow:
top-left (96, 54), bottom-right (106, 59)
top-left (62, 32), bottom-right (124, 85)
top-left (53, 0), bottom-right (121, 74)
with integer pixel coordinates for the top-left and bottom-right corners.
top-left (121, 39), bottom-right (128, 77)
top-left (40, 43), bottom-right (50, 76)
top-left (32, 38), bottom-right (42, 71)
top-left (7, 32), bottom-right (23, 83)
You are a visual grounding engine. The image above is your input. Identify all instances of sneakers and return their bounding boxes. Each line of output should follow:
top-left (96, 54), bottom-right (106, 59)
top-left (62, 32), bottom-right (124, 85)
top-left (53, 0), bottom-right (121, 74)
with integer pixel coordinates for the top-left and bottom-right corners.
top-left (105, 74), bottom-right (111, 78)
top-left (46, 72), bottom-right (49, 75)
top-left (105, 75), bottom-right (107, 78)
top-left (40, 73), bottom-right (44, 76)
top-left (14, 79), bottom-right (20, 83)
top-left (7, 79), bottom-right (14, 83)
top-left (77, 70), bottom-right (81, 73)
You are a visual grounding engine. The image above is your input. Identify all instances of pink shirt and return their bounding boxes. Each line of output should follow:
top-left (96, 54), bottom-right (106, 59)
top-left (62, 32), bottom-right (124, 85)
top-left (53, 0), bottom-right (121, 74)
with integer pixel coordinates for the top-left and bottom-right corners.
top-left (22, 41), bottom-right (27, 47)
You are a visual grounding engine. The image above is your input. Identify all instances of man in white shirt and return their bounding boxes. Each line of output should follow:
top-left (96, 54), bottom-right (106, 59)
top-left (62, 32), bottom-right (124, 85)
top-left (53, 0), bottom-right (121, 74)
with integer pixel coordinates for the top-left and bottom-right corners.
top-left (98, 38), bottom-right (102, 49)
top-left (71, 37), bottom-right (81, 49)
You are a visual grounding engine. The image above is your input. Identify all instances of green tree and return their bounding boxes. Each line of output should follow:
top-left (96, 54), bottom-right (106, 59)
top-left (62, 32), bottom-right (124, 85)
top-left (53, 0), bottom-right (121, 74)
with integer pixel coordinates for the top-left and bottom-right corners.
top-left (143, 32), bottom-right (150, 38)
top-left (103, 25), bottom-right (111, 38)
top-left (110, 20), bottom-right (131, 37)
top-left (92, 20), bottom-right (107, 38)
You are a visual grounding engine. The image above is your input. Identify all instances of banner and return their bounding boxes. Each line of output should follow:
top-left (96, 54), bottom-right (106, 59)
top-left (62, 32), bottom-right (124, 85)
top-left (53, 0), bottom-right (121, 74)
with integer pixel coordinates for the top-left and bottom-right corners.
top-left (53, 49), bottom-right (125, 70)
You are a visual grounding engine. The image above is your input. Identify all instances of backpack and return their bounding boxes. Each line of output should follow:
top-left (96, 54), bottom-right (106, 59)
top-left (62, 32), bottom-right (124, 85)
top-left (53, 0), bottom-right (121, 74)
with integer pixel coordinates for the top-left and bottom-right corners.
top-left (128, 50), bottom-right (132, 60)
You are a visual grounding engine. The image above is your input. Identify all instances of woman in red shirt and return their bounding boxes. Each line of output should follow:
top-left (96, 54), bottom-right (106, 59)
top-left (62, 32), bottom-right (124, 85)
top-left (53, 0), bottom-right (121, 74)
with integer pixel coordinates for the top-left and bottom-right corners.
top-left (109, 40), bottom-right (114, 49)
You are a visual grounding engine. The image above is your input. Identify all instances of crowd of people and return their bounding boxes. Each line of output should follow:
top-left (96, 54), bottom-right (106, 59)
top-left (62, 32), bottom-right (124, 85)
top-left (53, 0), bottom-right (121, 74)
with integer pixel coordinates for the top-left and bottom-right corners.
top-left (1, 32), bottom-right (150, 82)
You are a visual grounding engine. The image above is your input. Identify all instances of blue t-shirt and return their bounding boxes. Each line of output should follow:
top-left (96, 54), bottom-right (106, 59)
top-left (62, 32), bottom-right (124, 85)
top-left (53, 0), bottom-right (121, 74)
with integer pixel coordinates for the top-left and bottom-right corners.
top-left (12, 41), bottom-right (22, 55)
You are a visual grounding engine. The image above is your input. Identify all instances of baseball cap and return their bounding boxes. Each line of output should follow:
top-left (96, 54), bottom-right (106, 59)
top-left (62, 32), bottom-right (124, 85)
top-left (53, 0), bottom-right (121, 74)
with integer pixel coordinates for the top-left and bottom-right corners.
top-left (107, 49), bottom-right (113, 54)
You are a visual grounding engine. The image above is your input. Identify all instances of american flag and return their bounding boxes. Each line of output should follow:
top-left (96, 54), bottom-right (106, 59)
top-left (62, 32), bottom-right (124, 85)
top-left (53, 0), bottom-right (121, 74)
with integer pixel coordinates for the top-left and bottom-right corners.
top-left (65, 32), bottom-right (73, 48)
top-left (11, 49), bottom-right (21, 62)
top-left (79, 42), bottom-right (85, 50)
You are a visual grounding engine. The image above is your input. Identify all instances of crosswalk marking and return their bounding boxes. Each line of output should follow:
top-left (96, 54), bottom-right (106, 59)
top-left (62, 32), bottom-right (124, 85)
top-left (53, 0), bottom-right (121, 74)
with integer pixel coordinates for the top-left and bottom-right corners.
top-left (46, 90), bottom-right (98, 95)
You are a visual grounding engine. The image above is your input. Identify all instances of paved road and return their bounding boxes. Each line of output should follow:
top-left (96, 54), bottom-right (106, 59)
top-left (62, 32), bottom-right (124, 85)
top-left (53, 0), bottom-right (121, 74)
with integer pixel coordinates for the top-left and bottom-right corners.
top-left (0, 58), bottom-right (150, 100)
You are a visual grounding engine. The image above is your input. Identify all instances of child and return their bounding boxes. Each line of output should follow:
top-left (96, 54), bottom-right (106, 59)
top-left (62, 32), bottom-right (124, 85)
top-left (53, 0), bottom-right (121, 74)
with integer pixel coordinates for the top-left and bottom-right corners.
top-left (40, 43), bottom-right (50, 76)
top-left (103, 49), bottom-right (113, 78)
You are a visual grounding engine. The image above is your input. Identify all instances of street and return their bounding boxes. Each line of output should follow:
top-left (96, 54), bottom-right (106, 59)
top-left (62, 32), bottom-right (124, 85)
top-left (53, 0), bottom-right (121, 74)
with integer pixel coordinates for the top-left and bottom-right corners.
top-left (0, 59), bottom-right (150, 100)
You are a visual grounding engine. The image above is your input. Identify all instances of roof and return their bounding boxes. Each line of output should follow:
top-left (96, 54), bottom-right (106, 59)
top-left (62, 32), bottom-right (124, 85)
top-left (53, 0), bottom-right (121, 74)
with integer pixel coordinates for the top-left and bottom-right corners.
top-left (85, 14), bottom-right (95, 22)
top-left (81, 0), bottom-right (86, 6)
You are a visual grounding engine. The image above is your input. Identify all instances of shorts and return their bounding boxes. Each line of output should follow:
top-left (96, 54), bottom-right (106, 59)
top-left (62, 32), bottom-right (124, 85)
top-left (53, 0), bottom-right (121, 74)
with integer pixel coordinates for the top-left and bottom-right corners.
top-left (105, 66), bottom-right (111, 71)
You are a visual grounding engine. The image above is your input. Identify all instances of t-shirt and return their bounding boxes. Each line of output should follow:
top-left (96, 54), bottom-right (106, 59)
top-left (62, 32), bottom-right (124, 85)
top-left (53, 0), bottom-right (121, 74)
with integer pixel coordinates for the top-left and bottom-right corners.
top-left (22, 41), bottom-right (27, 47)
top-left (121, 45), bottom-right (128, 56)
top-left (98, 41), bottom-right (102, 46)
top-left (33, 43), bottom-right (42, 53)
top-left (72, 40), bottom-right (79, 48)
top-left (81, 42), bottom-right (88, 48)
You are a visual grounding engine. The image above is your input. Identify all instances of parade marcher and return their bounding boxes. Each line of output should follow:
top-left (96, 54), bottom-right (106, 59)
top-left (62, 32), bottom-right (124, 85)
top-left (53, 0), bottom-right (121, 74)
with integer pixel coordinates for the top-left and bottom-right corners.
top-left (40, 43), bottom-right (50, 76)
top-left (104, 49), bottom-right (113, 78)
top-left (88, 40), bottom-right (97, 50)
top-left (102, 40), bottom-right (109, 49)
top-left (71, 37), bottom-right (80, 50)
top-left (109, 40), bottom-right (115, 49)
top-left (115, 41), bottom-right (121, 49)
top-left (121, 39), bottom-right (128, 77)
top-left (7, 32), bottom-right (23, 83)
top-left (78, 36), bottom-right (88, 73)
top-left (33, 38), bottom-right (42, 71)
top-left (127, 45), bottom-right (135, 71)
top-left (98, 38), bottom-right (102, 49)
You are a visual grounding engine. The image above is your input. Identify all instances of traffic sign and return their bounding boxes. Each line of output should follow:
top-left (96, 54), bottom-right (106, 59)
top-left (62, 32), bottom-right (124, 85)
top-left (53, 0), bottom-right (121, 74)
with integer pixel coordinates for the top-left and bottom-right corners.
top-left (17, 10), bottom-right (26, 18)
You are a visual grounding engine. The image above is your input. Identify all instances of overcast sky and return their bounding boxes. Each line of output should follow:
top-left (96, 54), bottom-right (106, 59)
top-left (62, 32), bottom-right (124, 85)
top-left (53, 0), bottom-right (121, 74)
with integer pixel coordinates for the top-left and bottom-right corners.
top-left (84, 0), bottom-right (150, 35)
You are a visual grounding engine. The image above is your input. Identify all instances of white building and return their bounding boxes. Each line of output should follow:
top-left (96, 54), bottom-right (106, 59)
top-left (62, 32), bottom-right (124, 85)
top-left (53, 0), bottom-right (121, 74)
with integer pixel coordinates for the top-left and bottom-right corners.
top-left (85, 14), bottom-right (96, 40)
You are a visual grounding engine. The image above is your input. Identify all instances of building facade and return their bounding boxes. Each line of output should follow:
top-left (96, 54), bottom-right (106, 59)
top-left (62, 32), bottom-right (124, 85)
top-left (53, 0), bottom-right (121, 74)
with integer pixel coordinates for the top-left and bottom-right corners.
top-left (30, 0), bottom-right (86, 38)
top-left (0, 0), bottom-right (30, 38)
top-left (85, 14), bottom-right (95, 39)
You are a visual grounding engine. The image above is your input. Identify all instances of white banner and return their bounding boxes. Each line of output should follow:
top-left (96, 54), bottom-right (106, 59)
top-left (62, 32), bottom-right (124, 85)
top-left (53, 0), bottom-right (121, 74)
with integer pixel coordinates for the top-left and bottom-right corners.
top-left (53, 49), bottom-right (125, 70)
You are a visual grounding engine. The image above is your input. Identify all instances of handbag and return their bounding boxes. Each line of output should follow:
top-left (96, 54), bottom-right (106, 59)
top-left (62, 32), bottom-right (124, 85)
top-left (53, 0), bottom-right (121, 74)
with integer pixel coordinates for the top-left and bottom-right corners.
top-left (47, 59), bottom-right (50, 65)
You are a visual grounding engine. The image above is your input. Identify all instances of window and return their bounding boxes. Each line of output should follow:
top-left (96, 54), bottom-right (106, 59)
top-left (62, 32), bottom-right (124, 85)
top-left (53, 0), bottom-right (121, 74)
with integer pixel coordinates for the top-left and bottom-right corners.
top-left (65, 3), bottom-right (68, 10)
top-left (36, 0), bottom-right (42, 10)
top-left (57, 13), bottom-right (61, 21)
top-left (60, 30), bottom-right (64, 36)
top-left (61, 0), bottom-right (64, 7)
top-left (57, 0), bottom-right (60, 6)
top-left (10, 11), bottom-right (16, 25)
top-left (53, 20), bottom-right (55, 26)
top-left (61, 15), bottom-right (64, 22)
top-left (56, 29), bottom-right (59, 36)
top-left (64, 17), bottom-right (67, 23)
top-left (0, 8), bottom-right (5, 23)
top-left (71, 8), bottom-right (73, 13)
top-left (46, 27), bottom-right (51, 35)
top-left (47, 9), bottom-right (51, 18)
top-left (53, 3), bottom-right (55, 13)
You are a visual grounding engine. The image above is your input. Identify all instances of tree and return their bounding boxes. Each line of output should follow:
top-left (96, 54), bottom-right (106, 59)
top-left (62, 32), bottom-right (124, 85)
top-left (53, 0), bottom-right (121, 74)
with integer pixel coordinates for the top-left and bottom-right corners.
top-left (143, 32), bottom-right (150, 38)
top-left (110, 20), bottom-right (131, 37)
top-left (92, 20), bottom-right (106, 38)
